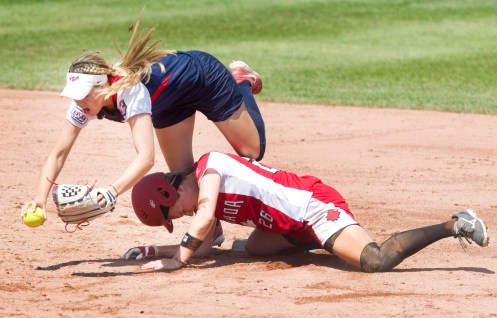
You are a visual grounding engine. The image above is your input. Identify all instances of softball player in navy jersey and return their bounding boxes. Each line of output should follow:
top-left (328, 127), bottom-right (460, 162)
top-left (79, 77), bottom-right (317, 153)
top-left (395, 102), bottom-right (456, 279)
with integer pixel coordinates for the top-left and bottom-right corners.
top-left (21, 16), bottom-right (265, 221)
top-left (126, 151), bottom-right (489, 273)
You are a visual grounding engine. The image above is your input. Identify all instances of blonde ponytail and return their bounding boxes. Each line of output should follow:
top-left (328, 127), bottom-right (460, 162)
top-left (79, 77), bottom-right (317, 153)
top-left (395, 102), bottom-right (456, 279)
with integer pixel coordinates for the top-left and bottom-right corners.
top-left (68, 14), bottom-right (175, 99)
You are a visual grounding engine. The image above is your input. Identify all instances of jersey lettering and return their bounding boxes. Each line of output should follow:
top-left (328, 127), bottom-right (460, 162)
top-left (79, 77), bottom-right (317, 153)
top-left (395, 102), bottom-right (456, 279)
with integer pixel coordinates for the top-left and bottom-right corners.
top-left (224, 208), bottom-right (238, 215)
top-left (222, 200), bottom-right (244, 223)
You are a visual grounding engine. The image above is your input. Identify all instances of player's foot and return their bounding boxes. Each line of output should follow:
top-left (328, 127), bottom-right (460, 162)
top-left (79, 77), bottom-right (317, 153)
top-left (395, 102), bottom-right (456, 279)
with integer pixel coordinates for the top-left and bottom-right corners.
top-left (229, 60), bottom-right (262, 94)
top-left (452, 209), bottom-right (489, 247)
top-left (211, 219), bottom-right (225, 247)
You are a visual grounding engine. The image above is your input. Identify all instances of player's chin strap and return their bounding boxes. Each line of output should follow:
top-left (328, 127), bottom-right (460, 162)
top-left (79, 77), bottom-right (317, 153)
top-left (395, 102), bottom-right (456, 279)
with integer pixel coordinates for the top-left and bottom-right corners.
top-left (47, 178), bottom-right (97, 233)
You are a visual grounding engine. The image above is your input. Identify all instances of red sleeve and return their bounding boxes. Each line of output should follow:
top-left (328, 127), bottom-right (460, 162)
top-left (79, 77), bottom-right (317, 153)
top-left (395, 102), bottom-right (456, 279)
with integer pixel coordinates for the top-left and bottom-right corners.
top-left (194, 152), bottom-right (212, 182)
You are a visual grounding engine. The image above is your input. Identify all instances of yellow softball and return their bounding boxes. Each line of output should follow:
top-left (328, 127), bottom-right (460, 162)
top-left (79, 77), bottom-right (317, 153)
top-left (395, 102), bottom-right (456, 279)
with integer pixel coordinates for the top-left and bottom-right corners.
top-left (22, 206), bottom-right (45, 228)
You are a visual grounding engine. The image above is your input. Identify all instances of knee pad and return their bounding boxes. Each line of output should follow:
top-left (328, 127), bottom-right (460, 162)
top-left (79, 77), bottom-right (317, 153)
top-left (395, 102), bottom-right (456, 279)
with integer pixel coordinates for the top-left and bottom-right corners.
top-left (360, 242), bottom-right (382, 273)
top-left (360, 240), bottom-right (403, 273)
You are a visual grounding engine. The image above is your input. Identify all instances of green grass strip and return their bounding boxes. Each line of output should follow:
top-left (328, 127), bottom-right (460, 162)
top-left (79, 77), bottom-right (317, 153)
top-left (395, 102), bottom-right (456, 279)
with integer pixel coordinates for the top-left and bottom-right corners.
top-left (1, 0), bottom-right (496, 113)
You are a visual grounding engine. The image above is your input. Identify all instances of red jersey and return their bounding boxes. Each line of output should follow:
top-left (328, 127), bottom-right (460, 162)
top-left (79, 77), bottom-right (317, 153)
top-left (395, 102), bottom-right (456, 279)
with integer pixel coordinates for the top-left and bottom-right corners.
top-left (194, 152), bottom-right (354, 240)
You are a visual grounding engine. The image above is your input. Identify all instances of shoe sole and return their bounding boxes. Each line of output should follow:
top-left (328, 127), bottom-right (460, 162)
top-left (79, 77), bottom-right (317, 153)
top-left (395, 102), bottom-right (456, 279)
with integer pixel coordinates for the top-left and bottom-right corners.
top-left (229, 61), bottom-right (261, 79)
top-left (228, 60), bottom-right (262, 94)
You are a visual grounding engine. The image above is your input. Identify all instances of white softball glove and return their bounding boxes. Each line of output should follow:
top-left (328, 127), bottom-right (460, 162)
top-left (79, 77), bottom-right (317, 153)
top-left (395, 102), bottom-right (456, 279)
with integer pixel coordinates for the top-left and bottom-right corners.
top-left (52, 184), bottom-right (116, 229)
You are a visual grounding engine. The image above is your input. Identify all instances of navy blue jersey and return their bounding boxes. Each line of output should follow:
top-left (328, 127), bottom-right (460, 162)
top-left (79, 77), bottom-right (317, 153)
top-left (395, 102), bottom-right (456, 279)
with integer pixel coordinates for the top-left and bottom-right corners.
top-left (144, 50), bottom-right (244, 128)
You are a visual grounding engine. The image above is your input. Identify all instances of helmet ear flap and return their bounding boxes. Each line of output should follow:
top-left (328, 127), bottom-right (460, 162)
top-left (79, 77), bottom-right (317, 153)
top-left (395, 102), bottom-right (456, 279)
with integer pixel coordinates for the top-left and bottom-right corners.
top-left (157, 182), bottom-right (178, 206)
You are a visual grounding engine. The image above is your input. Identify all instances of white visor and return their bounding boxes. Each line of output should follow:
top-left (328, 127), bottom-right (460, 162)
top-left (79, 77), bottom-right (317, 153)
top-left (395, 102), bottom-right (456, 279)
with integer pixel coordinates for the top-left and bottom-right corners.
top-left (60, 73), bottom-right (108, 100)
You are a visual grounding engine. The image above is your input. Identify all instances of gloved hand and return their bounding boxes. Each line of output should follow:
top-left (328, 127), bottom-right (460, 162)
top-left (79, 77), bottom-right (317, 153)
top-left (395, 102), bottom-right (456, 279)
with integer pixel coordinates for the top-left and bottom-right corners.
top-left (122, 245), bottom-right (159, 260)
top-left (52, 184), bottom-right (117, 226)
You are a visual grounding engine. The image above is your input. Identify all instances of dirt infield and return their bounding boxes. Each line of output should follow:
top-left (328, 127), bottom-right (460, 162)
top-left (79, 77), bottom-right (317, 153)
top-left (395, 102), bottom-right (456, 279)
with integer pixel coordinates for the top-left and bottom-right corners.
top-left (1, 89), bottom-right (496, 317)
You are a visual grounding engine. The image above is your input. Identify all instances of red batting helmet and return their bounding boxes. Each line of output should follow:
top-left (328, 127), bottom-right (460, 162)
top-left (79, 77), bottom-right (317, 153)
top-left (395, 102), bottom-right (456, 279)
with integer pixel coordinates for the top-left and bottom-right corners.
top-left (131, 172), bottom-right (183, 233)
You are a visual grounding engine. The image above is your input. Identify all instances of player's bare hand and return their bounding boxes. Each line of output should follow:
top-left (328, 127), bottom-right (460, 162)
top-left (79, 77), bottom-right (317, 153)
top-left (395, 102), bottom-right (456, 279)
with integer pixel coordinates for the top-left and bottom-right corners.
top-left (97, 193), bottom-right (106, 208)
top-left (21, 201), bottom-right (45, 219)
top-left (96, 188), bottom-right (116, 208)
top-left (141, 258), bottom-right (182, 271)
top-left (21, 202), bottom-right (35, 217)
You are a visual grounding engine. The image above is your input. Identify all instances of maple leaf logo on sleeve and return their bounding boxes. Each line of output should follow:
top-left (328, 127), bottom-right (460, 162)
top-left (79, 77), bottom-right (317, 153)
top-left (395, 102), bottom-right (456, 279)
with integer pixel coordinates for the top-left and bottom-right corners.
top-left (326, 209), bottom-right (341, 222)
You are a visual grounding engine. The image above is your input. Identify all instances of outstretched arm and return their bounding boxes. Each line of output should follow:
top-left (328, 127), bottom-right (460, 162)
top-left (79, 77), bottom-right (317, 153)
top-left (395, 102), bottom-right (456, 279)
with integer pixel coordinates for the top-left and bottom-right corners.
top-left (141, 169), bottom-right (221, 271)
top-left (24, 120), bottom-right (81, 213)
top-left (122, 221), bottom-right (220, 260)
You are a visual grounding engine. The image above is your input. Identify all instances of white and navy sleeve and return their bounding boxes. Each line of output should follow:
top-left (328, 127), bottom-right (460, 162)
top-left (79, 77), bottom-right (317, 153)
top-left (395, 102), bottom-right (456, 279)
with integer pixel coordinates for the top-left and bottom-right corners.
top-left (65, 102), bottom-right (95, 128)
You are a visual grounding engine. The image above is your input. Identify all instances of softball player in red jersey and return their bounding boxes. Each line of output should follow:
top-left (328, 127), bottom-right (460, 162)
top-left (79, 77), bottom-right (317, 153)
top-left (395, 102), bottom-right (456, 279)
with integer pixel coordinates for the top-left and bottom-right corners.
top-left (126, 151), bottom-right (489, 273)
top-left (194, 152), bottom-right (356, 245)
top-left (21, 16), bottom-right (265, 221)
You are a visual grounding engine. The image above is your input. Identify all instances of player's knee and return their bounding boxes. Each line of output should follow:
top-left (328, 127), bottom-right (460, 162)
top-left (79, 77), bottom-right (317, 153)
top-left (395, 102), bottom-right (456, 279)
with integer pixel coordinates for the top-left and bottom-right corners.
top-left (360, 242), bottom-right (383, 273)
top-left (236, 143), bottom-right (265, 162)
top-left (245, 234), bottom-right (293, 256)
top-left (244, 239), bottom-right (265, 256)
top-left (247, 147), bottom-right (263, 162)
top-left (360, 239), bottom-right (404, 273)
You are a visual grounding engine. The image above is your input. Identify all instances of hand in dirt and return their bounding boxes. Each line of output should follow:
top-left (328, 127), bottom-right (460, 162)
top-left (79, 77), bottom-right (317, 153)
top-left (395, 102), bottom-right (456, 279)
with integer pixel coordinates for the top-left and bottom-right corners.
top-left (141, 258), bottom-right (182, 271)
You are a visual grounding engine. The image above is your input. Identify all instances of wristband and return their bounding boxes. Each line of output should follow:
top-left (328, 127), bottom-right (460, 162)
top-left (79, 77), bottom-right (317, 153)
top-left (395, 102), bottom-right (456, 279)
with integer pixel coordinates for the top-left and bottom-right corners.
top-left (180, 232), bottom-right (204, 251)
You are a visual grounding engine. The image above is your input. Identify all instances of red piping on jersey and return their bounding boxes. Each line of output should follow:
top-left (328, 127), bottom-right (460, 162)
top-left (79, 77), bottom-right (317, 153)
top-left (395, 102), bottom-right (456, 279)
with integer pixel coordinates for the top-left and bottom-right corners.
top-left (150, 73), bottom-right (172, 103)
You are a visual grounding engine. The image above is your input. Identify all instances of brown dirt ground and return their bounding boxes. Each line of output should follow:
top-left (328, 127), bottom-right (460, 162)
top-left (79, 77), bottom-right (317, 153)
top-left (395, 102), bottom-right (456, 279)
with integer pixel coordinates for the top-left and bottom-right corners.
top-left (1, 89), bottom-right (496, 318)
